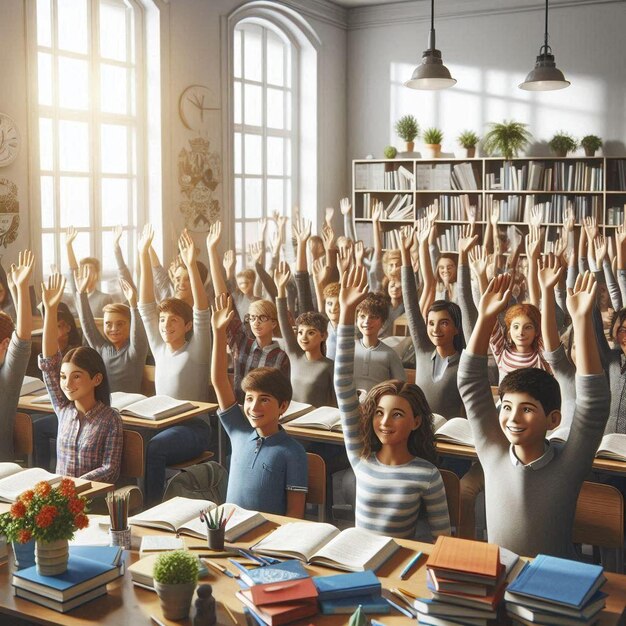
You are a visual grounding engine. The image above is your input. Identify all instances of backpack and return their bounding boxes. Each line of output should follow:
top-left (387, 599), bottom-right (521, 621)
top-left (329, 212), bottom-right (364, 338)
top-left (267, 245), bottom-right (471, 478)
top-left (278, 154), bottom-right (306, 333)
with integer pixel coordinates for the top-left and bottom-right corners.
top-left (162, 461), bottom-right (228, 504)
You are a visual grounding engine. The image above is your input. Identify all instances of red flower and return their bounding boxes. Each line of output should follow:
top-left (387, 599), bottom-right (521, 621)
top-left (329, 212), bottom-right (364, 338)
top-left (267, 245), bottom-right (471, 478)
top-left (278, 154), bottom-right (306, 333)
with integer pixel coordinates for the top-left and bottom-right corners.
top-left (20, 490), bottom-right (34, 504)
top-left (10, 501), bottom-right (26, 519)
top-left (35, 505), bottom-right (58, 528)
top-left (68, 498), bottom-right (84, 515)
top-left (58, 478), bottom-right (76, 497)
top-left (17, 529), bottom-right (32, 544)
top-left (74, 514), bottom-right (89, 529)
top-left (35, 481), bottom-right (51, 497)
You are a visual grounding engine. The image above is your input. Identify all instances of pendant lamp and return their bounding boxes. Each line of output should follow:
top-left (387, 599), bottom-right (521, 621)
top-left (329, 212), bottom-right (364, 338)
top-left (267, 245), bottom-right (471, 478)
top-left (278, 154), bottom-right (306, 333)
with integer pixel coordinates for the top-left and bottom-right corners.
top-left (405, 0), bottom-right (456, 90)
top-left (519, 0), bottom-right (570, 91)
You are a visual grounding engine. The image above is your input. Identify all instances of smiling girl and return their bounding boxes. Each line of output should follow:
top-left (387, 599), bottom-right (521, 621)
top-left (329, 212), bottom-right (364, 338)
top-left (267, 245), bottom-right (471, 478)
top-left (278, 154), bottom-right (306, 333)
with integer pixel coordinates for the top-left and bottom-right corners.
top-left (39, 273), bottom-right (122, 483)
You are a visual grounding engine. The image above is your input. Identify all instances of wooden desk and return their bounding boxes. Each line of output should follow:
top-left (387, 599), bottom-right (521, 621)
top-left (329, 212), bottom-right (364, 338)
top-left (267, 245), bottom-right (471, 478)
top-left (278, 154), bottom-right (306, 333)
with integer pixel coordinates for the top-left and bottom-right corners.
top-left (0, 515), bottom-right (625, 625)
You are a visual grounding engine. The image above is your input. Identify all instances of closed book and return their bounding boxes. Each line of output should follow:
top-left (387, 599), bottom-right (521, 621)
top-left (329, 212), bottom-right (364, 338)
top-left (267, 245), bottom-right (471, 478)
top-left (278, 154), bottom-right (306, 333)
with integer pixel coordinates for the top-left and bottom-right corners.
top-left (413, 597), bottom-right (496, 620)
top-left (236, 589), bottom-right (318, 626)
top-left (506, 598), bottom-right (604, 625)
top-left (69, 545), bottom-right (123, 567)
top-left (319, 594), bottom-right (390, 614)
top-left (14, 584), bottom-right (108, 613)
top-left (427, 536), bottom-right (501, 584)
top-left (248, 577), bottom-right (318, 607)
top-left (233, 559), bottom-right (309, 588)
top-left (313, 570), bottom-right (380, 600)
top-left (428, 576), bottom-right (506, 611)
top-left (504, 555), bottom-right (605, 610)
top-left (416, 612), bottom-right (487, 626)
top-left (505, 590), bottom-right (607, 620)
top-left (12, 555), bottom-right (119, 602)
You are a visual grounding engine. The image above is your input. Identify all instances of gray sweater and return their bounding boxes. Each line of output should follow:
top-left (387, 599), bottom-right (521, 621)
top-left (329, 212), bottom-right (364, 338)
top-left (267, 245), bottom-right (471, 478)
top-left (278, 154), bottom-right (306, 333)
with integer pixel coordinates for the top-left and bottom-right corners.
top-left (458, 351), bottom-right (610, 558)
top-left (353, 339), bottom-right (406, 392)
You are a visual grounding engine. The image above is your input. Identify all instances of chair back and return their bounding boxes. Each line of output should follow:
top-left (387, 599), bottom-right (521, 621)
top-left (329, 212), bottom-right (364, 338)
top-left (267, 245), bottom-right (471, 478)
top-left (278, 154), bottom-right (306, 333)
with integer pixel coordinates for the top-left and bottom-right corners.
top-left (13, 412), bottom-right (33, 458)
top-left (120, 430), bottom-right (144, 479)
top-left (440, 469), bottom-right (461, 535)
top-left (306, 453), bottom-right (326, 522)
top-left (141, 365), bottom-right (156, 396)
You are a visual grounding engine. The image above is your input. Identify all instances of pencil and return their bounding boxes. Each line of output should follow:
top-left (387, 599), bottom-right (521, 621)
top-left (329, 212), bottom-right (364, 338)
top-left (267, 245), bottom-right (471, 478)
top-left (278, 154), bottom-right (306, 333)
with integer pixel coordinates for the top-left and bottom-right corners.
top-left (223, 603), bottom-right (238, 624)
top-left (399, 550), bottom-right (423, 580)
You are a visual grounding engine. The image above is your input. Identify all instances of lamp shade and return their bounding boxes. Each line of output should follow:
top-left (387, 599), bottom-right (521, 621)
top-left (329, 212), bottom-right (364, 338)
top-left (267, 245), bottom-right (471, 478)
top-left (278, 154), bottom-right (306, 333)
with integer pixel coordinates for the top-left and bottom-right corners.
top-left (405, 48), bottom-right (457, 90)
top-left (519, 51), bottom-right (570, 90)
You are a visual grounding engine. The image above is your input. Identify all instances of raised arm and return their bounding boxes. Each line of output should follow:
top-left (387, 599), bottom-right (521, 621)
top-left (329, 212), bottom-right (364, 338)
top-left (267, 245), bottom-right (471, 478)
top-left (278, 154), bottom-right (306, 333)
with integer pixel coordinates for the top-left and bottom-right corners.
top-left (179, 229), bottom-right (208, 310)
top-left (207, 221), bottom-right (228, 297)
top-left (416, 216), bottom-right (435, 317)
top-left (112, 225), bottom-right (135, 290)
top-left (41, 273), bottom-right (66, 358)
top-left (292, 217), bottom-right (310, 274)
top-left (75, 265), bottom-right (107, 349)
top-left (538, 253), bottom-right (564, 352)
top-left (10, 250), bottom-right (35, 341)
top-left (340, 197), bottom-right (357, 242)
top-left (210, 294), bottom-right (237, 410)
top-left (567, 271), bottom-right (601, 375)
top-left (275, 262), bottom-right (300, 355)
top-left (138, 224), bottom-right (156, 305)
top-left (457, 227), bottom-right (479, 342)
top-left (616, 221), bottom-right (626, 305)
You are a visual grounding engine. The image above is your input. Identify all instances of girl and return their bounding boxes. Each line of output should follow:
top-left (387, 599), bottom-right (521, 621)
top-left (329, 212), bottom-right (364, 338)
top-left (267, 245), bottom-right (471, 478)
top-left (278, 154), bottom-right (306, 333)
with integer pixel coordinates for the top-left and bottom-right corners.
top-left (38, 273), bottom-right (122, 483)
top-left (334, 265), bottom-right (450, 540)
top-left (56, 302), bottom-right (81, 356)
top-left (379, 276), bottom-right (405, 338)
top-left (435, 254), bottom-right (458, 302)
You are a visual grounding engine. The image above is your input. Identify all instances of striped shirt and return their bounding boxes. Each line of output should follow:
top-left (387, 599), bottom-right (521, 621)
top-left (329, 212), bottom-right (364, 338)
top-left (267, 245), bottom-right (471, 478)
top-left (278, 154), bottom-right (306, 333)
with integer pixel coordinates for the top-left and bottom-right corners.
top-left (335, 325), bottom-right (451, 539)
top-left (38, 351), bottom-right (123, 483)
top-left (490, 323), bottom-right (551, 382)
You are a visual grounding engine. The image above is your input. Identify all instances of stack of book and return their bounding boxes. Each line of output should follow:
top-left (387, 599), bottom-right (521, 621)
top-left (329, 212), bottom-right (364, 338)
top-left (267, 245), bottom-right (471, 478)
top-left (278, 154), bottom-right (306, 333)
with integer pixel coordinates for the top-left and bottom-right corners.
top-left (313, 570), bottom-right (389, 615)
top-left (505, 554), bottom-right (607, 625)
top-left (12, 545), bottom-right (124, 613)
top-left (414, 536), bottom-right (523, 626)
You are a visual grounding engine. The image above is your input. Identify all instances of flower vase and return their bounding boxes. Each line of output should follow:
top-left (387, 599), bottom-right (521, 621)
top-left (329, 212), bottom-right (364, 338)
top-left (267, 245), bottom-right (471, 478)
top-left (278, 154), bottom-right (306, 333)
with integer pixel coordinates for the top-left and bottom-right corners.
top-left (35, 538), bottom-right (69, 575)
top-left (12, 539), bottom-right (36, 570)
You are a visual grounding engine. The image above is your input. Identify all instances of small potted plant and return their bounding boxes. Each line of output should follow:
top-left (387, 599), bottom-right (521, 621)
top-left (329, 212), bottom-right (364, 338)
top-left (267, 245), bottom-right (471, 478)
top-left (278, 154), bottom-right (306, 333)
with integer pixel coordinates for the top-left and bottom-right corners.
top-left (483, 120), bottom-right (532, 160)
top-left (580, 134), bottom-right (602, 157)
top-left (0, 479), bottom-right (89, 575)
top-left (394, 115), bottom-right (419, 152)
top-left (383, 145), bottom-right (398, 159)
top-left (549, 132), bottom-right (578, 157)
top-left (153, 550), bottom-right (200, 620)
top-left (423, 127), bottom-right (444, 159)
top-left (457, 130), bottom-right (480, 158)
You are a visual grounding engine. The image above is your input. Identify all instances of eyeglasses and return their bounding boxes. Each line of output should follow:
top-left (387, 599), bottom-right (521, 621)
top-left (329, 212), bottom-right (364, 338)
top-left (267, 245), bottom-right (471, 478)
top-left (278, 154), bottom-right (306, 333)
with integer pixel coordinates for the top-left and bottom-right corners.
top-left (616, 327), bottom-right (626, 336)
top-left (244, 314), bottom-right (273, 324)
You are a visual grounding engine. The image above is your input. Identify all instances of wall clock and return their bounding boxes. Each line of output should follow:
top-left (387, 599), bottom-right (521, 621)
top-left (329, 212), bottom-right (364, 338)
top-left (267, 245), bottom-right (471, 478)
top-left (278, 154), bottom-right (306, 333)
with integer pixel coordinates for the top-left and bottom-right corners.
top-left (0, 113), bottom-right (19, 167)
top-left (178, 85), bottom-right (219, 132)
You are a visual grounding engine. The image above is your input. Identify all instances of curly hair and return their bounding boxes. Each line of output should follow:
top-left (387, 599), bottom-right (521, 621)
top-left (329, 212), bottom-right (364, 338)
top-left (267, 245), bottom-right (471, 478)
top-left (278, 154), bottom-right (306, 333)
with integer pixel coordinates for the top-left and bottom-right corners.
top-left (358, 380), bottom-right (437, 464)
top-left (295, 311), bottom-right (328, 334)
top-left (504, 303), bottom-right (541, 349)
top-left (356, 292), bottom-right (389, 324)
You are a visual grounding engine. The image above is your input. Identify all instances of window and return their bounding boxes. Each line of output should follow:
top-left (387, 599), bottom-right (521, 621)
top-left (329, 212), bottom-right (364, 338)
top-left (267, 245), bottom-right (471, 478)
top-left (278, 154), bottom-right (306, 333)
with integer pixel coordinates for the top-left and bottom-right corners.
top-left (33, 0), bottom-right (144, 281)
top-left (232, 20), bottom-right (296, 267)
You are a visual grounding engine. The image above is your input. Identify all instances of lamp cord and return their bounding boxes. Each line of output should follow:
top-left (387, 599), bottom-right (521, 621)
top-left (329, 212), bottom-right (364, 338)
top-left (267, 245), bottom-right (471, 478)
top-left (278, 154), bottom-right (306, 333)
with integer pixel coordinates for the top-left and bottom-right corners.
top-left (542, 0), bottom-right (551, 54)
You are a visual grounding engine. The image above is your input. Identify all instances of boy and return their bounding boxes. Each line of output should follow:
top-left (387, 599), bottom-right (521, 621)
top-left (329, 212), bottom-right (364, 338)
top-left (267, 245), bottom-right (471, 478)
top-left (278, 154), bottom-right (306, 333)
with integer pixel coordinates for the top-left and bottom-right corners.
top-left (323, 282), bottom-right (340, 359)
top-left (210, 293), bottom-right (307, 517)
top-left (458, 272), bottom-right (610, 558)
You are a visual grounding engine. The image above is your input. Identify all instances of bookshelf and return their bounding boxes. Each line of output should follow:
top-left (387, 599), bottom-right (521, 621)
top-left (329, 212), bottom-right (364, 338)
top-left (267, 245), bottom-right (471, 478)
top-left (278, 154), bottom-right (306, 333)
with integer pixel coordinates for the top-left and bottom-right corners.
top-left (352, 157), bottom-right (626, 253)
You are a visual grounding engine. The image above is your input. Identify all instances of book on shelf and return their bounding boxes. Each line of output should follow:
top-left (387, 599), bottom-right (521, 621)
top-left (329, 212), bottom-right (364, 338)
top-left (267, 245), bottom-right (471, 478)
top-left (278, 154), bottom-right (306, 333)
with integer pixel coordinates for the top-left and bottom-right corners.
top-left (451, 163), bottom-right (479, 190)
top-left (250, 522), bottom-right (399, 572)
top-left (110, 391), bottom-right (197, 420)
top-left (278, 400), bottom-right (315, 423)
top-left (416, 163), bottom-right (452, 190)
top-left (129, 496), bottom-right (266, 542)
top-left (20, 375), bottom-right (46, 396)
top-left (285, 406), bottom-right (342, 432)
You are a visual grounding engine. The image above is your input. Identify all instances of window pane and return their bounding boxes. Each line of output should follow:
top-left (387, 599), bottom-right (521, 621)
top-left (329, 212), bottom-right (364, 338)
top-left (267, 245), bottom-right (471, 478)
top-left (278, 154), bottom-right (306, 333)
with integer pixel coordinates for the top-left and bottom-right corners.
top-left (101, 124), bottom-right (128, 174)
top-left (234, 28), bottom-right (242, 79)
top-left (100, 2), bottom-right (128, 61)
top-left (285, 137), bottom-right (292, 176)
top-left (59, 120), bottom-right (89, 172)
top-left (244, 84), bottom-right (262, 127)
top-left (267, 88), bottom-right (284, 130)
top-left (37, 0), bottom-right (52, 47)
top-left (267, 178), bottom-right (284, 215)
top-left (101, 229), bottom-right (127, 274)
top-left (244, 134), bottom-right (262, 175)
top-left (58, 56), bottom-right (89, 110)
top-left (234, 177), bottom-right (242, 219)
top-left (244, 179), bottom-right (262, 218)
top-left (285, 93), bottom-right (292, 131)
top-left (235, 221), bottom-right (243, 252)
top-left (266, 30), bottom-right (284, 86)
top-left (243, 25), bottom-right (262, 82)
top-left (234, 132), bottom-right (242, 175)
top-left (38, 52), bottom-right (53, 106)
top-left (60, 230), bottom-right (90, 273)
top-left (41, 233), bottom-right (56, 276)
top-left (39, 118), bottom-right (53, 170)
top-left (245, 221), bottom-right (258, 250)
top-left (233, 81), bottom-right (242, 125)
top-left (267, 137), bottom-right (284, 175)
top-left (40, 176), bottom-right (54, 228)
top-left (57, 0), bottom-right (87, 54)
top-left (60, 176), bottom-right (90, 227)
top-left (101, 178), bottom-right (129, 226)
top-left (101, 64), bottom-right (128, 114)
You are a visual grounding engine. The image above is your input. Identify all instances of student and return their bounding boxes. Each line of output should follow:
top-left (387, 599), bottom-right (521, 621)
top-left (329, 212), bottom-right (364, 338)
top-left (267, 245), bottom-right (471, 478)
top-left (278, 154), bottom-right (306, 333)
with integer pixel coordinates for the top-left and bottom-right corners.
top-left (210, 293), bottom-right (308, 517)
top-left (55, 302), bottom-right (82, 356)
top-left (274, 262), bottom-right (336, 407)
top-left (0, 250), bottom-right (34, 461)
top-left (222, 249), bottom-right (260, 319)
top-left (75, 265), bottom-right (148, 394)
top-left (334, 265), bottom-right (451, 539)
top-left (0, 257), bottom-right (16, 320)
top-left (39, 272), bottom-right (122, 483)
top-left (322, 282), bottom-right (340, 359)
top-left (379, 276), bottom-right (405, 338)
top-left (138, 225), bottom-right (212, 505)
top-left (458, 272), bottom-right (610, 558)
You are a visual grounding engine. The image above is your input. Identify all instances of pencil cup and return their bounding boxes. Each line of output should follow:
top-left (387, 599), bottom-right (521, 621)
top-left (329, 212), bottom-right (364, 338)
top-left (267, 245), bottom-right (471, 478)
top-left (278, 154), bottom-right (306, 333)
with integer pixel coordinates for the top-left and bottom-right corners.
top-left (109, 527), bottom-right (131, 550)
top-left (207, 527), bottom-right (225, 551)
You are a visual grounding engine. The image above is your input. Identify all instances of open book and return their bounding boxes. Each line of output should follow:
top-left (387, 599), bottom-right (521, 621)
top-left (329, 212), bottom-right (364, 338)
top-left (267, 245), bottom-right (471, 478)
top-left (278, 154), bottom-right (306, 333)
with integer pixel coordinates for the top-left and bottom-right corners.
top-left (286, 406), bottom-right (343, 432)
top-left (20, 375), bottom-right (46, 396)
top-left (0, 463), bottom-right (90, 503)
top-left (250, 522), bottom-right (399, 572)
top-left (110, 392), bottom-right (197, 421)
top-left (548, 427), bottom-right (626, 462)
top-left (279, 400), bottom-right (315, 424)
top-left (433, 416), bottom-right (474, 447)
top-left (128, 496), bottom-right (266, 542)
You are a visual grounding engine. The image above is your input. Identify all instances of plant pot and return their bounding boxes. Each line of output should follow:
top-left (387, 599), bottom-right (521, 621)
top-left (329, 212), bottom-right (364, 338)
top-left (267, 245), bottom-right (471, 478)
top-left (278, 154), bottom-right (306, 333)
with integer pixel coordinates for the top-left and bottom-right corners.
top-left (423, 144), bottom-right (441, 159)
top-left (35, 538), bottom-right (69, 576)
top-left (154, 581), bottom-right (197, 620)
top-left (554, 150), bottom-right (567, 158)
top-left (584, 147), bottom-right (596, 157)
top-left (12, 539), bottom-right (36, 570)
top-left (463, 147), bottom-right (476, 158)
top-left (405, 141), bottom-right (415, 153)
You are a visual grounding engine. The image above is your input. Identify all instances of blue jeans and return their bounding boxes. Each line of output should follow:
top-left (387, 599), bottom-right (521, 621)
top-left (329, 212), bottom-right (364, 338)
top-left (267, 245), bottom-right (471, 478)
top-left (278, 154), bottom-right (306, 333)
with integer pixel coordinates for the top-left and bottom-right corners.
top-left (145, 418), bottom-right (211, 506)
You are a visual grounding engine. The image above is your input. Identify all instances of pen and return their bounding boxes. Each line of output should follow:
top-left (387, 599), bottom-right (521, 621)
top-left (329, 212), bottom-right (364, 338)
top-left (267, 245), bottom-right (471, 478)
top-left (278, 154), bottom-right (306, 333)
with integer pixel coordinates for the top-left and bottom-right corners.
top-left (203, 558), bottom-right (238, 578)
top-left (237, 548), bottom-right (267, 565)
top-left (370, 621), bottom-right (387, 626)
top-left (397, 586), bottom-right (418, 600)
top-left (150, 617), bottom-right (167, 626)
top-left (384, 596), bottom-right (415, 619)
top-left (399, 550), bottom-right (423, 580)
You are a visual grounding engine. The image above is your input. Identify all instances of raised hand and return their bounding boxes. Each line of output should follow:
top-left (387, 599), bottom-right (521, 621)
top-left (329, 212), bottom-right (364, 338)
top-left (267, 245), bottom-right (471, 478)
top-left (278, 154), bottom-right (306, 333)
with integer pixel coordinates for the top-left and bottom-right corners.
top-left (10, 249), bottom-right (35, 288)
top-left (617, 221), bottom-right (626, 249)
top-left (223, 249), bottom-right (236, 274)
top-left (113, 224), bottom-right (123, 247)
top-left (41, 273), bottom-right (66, 310)
top-left (312, 258), bottom-right (328, 286)
top-left (354, 240), bottom-right (365, 266)
top-left (552, 232), bottom-right (567, 260)
top-left (566, 270), bottom-right (597, 320)
top-left (593, 234), bottom-right (608, 265)
top-left (74, 264), bottom-right (92, 294)
top-left (138, 224), bottom-right (154, 255)
top-left (529, 206), bottom-right (543, 227)
top-left (468, 245), bottom-right (488, 280)
top-left (426, 203), bottom-right (439, 227)
top-left (325, 207), bottom-right (334, 228)
top-left (206, 220), bottom-right (222, 249)
top-left (178, 229), bottom-right (197, 268)
top-left (478, 273), bottom-right (512, 319)
top-left (337, 244), bottom-right (353, 275)
top-left (270, 229), bottom-right (283, 258)
top-left (65, 226), bottom-right (77, 246)
top-left (583, 216), bottom-right (598, 242)
top-left (563, 206), bottom-right (575, 233)
top-left (258, 217), bottom-right (267, 243)
top-left (292, 217), bottom-right (311, 243)
top-left (458, 223), bottom-right (478, 256)
top-left (211, 293), bottom-right (234, 333)
top-left (119, 277), bottom-right (137, 307)
top-left (339, 264), bottom-right (368, 312)
top-left (273, 261), bottom-right (291, 296)
top-left (372, 201), bottom-right (383, 223)
top-left (248, 241), bottom-right (264, 266)
top-left (415, 216), bottom-right (430, 244)
top-left (398, 224), bottom-right (415, 255)
top-left (490, 202), bottom-right (500, 226)
top-left (538, 253), bottom-right (563, 292)
top-left (321, 223), bottom-right (335, 251)
top-left (525, 225), bottom-right (542, 259)
top-left (340, 197), bottom-right (352, 216)
top-left (465, 204), bottom-right (477, 226)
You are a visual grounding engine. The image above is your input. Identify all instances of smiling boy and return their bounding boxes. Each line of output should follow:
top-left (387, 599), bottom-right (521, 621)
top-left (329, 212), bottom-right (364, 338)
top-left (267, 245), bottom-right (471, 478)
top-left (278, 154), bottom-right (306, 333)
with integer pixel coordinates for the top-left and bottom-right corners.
top-left (211, 294), bottom-right (307, 517)
top-left (459, 272), bottom-right (610, 558)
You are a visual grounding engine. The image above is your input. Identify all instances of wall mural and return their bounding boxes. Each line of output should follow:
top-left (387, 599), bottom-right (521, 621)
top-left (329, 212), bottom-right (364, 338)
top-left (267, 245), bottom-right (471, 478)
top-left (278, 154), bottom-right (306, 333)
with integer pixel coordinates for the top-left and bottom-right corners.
top-left (0, 178), bottom-right (19, 248)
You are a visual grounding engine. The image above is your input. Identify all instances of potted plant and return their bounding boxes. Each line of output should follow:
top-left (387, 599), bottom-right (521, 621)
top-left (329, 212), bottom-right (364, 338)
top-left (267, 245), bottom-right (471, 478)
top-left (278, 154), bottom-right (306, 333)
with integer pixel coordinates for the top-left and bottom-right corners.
top-left (483, 120), bottom-right (532, 160)
top-left (0, 479), bottom-right (89, 575)
top-left (457, 130), bottom-right (480, 158)
top-left (394, 115), bottom-right (419, 152)
top-left (580, 134), bottom-right (602, 157)
top-left (383, 145), bottom-right (398, 159)
top-left (549, 132), bottom-right (578, 157)
top-left (423, 127), bottom-right (444, 159)
top-left (153, 550), bottom-right (199, 620)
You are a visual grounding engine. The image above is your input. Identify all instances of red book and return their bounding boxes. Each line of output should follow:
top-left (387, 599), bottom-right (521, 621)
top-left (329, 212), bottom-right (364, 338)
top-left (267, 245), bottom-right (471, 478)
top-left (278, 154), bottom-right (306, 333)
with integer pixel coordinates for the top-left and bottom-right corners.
top-left (249, 578), bottom-right (318, 607)
top-left (236, 589), bottom-right (318, 626)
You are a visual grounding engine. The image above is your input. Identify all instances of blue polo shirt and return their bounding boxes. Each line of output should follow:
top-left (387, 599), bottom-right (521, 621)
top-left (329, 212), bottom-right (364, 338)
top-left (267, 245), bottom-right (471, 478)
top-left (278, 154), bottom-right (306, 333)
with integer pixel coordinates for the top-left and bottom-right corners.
top-left (218, 403), bottom-right (308, 515)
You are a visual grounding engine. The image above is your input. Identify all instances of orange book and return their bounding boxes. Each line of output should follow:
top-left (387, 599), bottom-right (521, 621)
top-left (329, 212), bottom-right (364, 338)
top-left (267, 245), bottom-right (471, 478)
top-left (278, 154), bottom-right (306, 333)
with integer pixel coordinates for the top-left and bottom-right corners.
top-left (236, 589), bottom-right (318, 626)
top-left (426, 536), bottom-right (501, 584)
top-left (249, 578), bottom-right (318, 607)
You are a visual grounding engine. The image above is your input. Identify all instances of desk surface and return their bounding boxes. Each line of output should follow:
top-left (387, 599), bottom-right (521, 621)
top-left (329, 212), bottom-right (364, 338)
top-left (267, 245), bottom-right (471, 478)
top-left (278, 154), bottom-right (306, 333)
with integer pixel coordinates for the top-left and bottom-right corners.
top-left (18, 396), bottom-right (217, 430)
top-left (1, 515), bottom-right (625, 626)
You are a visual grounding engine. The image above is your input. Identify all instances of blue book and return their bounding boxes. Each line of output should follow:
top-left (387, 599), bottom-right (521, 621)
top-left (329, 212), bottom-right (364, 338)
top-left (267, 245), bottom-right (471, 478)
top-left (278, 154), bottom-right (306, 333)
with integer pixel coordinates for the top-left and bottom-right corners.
top-left (320, 594), bottom-right (391, 615)
top-left (12, 554), bottom-right (120, 602)
top-left (313, 570), bottom-right (380, 600)
top-left (232, 559), bottom-right (309, 588)
top-left (504, 555), bottom-right (605, 610)
top-left (69, 545), bottom-right (123, 566)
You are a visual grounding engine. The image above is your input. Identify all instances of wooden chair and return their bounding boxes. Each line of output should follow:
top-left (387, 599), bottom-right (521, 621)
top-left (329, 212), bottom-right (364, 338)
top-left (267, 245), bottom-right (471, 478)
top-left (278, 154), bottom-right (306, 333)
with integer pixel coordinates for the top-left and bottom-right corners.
top-left (141, 364), bottom-right (156, 396)
top-left (13, 412), bottom-right (33, 465)
top-left (573, 481), bottom-right (624, 573)
top-left (405, 369), bottom-right (416, 384)
top-left (306, 452), bottom-right (326, 522)
top-left (440, 469), bottom-right (461, 536)
top-left (393, 314), bottom-right (409, 336)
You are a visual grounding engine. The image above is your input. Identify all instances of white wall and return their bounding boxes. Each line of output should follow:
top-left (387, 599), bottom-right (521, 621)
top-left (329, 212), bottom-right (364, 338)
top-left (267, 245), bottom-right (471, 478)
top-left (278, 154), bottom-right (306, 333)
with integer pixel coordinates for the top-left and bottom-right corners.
top-left (347, 0), bottom-right (626, 161)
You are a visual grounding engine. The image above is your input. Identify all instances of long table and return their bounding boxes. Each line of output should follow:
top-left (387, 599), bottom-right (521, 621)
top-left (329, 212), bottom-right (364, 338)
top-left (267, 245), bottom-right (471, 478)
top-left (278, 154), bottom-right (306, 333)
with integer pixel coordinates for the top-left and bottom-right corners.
top-left (0, 514), bottom-right (625, 625)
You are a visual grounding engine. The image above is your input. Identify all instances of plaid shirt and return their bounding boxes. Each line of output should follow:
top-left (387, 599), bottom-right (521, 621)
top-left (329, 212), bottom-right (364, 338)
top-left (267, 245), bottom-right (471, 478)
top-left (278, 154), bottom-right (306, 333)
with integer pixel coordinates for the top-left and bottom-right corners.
top-left (39, 351), bottom-right (123, 483)
top-left (227, 309), bottom-right (290, 403)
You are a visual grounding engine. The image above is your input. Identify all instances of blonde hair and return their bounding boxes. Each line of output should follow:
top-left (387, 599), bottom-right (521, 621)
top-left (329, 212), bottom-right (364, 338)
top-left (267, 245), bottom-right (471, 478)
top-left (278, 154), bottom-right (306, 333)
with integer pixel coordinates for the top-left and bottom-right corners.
top-left (248, 299), bottom-right (280, 337)
top-left (103, 303), bottom-right (131, 322)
